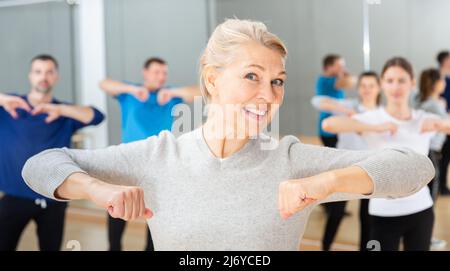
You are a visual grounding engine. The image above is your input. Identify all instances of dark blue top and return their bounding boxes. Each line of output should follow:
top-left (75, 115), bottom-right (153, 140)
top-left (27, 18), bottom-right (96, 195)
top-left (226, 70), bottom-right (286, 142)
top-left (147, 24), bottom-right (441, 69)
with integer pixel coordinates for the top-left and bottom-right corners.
top-left (315, 76), bottom-right (345, 137)
top-left (0, 94), bottom-right (104, 201)
top-left (440, 76), bottom-right (450, 110)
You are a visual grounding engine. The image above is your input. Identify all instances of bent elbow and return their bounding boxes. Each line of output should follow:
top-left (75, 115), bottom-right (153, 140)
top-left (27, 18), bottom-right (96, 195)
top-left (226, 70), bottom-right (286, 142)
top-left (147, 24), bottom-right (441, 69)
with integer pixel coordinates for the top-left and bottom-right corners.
top-left (398, 148), bottom-right (436, 195)
top-left (21, 153), bottom-right (41, 191)
top-left (421, 153), bottom-right (436, 187)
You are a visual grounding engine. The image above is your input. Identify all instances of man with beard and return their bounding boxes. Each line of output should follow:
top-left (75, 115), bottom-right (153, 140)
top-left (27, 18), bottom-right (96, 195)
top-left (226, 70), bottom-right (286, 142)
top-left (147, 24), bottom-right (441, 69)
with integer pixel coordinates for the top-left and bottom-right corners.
top-left (0, 54), bottom-right (105, 250)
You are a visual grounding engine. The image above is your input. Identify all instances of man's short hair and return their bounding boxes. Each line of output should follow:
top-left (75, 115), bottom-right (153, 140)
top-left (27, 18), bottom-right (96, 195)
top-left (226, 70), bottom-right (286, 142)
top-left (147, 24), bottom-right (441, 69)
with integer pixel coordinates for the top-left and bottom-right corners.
top-left (323, 54), bottom-right (341, 69)
top-left (31, 54), bottom-right (59, 69)
top-left (143, 57), bottom-right (167, 69)
top-left (437, 51), bottom-right (450, 67)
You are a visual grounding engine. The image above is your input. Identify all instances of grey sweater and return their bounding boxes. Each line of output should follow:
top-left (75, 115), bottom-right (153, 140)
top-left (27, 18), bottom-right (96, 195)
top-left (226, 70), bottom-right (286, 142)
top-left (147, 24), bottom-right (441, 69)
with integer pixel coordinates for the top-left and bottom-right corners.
top-left (22, 128), bottom-right (434, 250)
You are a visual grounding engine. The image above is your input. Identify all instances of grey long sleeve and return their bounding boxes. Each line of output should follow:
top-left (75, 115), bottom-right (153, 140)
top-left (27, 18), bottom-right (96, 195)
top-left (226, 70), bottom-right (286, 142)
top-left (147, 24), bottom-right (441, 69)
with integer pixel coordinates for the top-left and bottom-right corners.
top-left (21, 132), bottom-right (170, 200)
top-left (21, 129), bottom-right (435, 250)
top-left (22, 130), bottom-right (434, 204)
top-left (286, 137), bottom-right (435, 203)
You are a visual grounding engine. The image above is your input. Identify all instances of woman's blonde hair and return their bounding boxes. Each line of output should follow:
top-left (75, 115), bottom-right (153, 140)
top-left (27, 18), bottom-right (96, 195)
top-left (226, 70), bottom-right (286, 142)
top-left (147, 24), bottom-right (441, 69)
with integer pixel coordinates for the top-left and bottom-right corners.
top-left (199, 19), bottom-right (288, 103)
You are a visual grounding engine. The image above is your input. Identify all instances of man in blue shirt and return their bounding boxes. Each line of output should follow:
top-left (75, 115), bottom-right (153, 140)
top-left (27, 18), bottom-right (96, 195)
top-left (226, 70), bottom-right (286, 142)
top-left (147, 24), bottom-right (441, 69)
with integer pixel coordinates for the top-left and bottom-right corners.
top-left (0, 55), bottom-right (104, 250)
top-left (315, 54), bottom-right (355, 252)
top-left (437, 51), bottom-right (450, 195)
top-left (316, 54), bottom-right (356, 148)
top-left (100, 57), bottom-right (199, 251)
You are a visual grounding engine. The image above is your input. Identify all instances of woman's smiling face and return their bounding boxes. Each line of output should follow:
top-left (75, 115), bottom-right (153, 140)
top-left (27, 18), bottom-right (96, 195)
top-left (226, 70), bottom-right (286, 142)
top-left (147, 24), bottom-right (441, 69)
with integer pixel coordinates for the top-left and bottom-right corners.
top-left (205, 41), bottom-right (287, 138)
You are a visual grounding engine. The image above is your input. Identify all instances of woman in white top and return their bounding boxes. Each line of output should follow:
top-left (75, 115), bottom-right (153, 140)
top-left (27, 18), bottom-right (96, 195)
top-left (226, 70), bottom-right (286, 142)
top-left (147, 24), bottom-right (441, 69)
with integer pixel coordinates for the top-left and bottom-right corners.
top-left (311, 71), bottom-right (381, 251)
top-left (416, 68), bottom-right (448, 250)
top-left (416, 68), bottom-right (448, 200)
top-left (312, 71), bottom-right (381, 150)
top-left (323, 57), bottom-right (450, 251)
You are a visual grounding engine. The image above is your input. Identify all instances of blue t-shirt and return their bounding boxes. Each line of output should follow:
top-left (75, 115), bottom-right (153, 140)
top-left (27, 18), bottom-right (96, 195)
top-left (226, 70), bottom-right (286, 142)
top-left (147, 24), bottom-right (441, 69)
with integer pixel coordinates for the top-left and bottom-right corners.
top-left (0, 94), bottom-right (104, 201)
top-left (116, 83), bottom-right (183, 143)
top-left (315, 76), bottom-right (345, 137)
top-left (440, 76), bottom-right (450, 110)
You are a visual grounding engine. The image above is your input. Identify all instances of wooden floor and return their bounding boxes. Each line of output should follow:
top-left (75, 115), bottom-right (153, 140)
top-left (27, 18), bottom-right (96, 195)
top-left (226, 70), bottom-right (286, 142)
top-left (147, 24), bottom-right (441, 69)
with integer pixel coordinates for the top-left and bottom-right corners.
top-left (14, 135), bottom-right (450, 251)
top-left (15, 196), bottom-right (450, 251)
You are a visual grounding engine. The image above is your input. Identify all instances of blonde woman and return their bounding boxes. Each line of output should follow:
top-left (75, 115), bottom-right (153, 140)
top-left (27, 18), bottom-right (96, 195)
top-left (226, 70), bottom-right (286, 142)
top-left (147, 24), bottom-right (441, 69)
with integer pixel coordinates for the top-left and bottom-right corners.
top-left (22, 20), bottom-right (434, 251)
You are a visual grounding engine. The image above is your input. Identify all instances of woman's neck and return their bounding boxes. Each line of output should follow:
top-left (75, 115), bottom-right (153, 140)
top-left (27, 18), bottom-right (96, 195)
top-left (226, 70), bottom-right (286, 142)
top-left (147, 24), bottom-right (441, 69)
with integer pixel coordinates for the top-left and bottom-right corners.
top-left (430, 92), bottom-right (442, 101)
top-left (360, 98), bottom-right (378, 110)
top-left (385, 102), bottom-right (411, 120)
top-left (202, 118), bottom-right (249, 159)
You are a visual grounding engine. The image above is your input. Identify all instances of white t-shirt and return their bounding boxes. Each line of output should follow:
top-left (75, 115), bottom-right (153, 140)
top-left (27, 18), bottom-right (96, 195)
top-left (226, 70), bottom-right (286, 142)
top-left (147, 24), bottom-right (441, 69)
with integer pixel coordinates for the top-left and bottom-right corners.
top-left (337, 101), bottom-right (371, 150)
top-left (417, 98), bottom-right (448, 151)
top-left (310, 96), bottom-right (372, 150)
top-left (353, 108), bottom-right (438, 217)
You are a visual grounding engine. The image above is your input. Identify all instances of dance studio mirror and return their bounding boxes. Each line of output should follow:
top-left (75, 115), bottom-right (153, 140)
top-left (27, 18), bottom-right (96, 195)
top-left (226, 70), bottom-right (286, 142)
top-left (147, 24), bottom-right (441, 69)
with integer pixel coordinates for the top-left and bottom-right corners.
top-left (1, 0), bottom-right (450, 252)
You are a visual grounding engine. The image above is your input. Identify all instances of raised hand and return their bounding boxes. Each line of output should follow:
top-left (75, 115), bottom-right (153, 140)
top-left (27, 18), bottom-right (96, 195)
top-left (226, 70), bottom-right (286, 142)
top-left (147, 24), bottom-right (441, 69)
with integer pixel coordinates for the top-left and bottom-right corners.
top-left (373, 122), bottom-right (398, 135)
top-left (278, 177), bottom-right (332, 220)
top-left (31, 103), bottom-right (63, 123)
top-left (345, 108), bottom-right (357, 117)
top-left (129, 86), bottom-right (149, 102)
top-left (157, 88), bottom-right (176, 105)
top-left (0, 94), bottom-right (31, 119)
top-left (420, 118), bottom-right (442, 133)
top-left (87, 182), bottom-right (153, 221)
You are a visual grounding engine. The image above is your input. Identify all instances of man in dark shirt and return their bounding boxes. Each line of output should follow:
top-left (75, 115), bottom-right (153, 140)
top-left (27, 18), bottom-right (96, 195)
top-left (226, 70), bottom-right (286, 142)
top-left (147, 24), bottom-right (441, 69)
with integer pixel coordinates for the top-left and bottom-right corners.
top-left (0, 54), bottom-right (104, 250)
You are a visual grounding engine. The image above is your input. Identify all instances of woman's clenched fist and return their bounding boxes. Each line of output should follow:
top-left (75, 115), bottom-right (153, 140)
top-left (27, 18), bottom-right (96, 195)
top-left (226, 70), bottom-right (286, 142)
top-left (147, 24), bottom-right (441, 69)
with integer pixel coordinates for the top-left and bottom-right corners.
top-left (278, 175), bottom-right (333, 219)
top-left (87, 181), bottom-right (153, 221)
